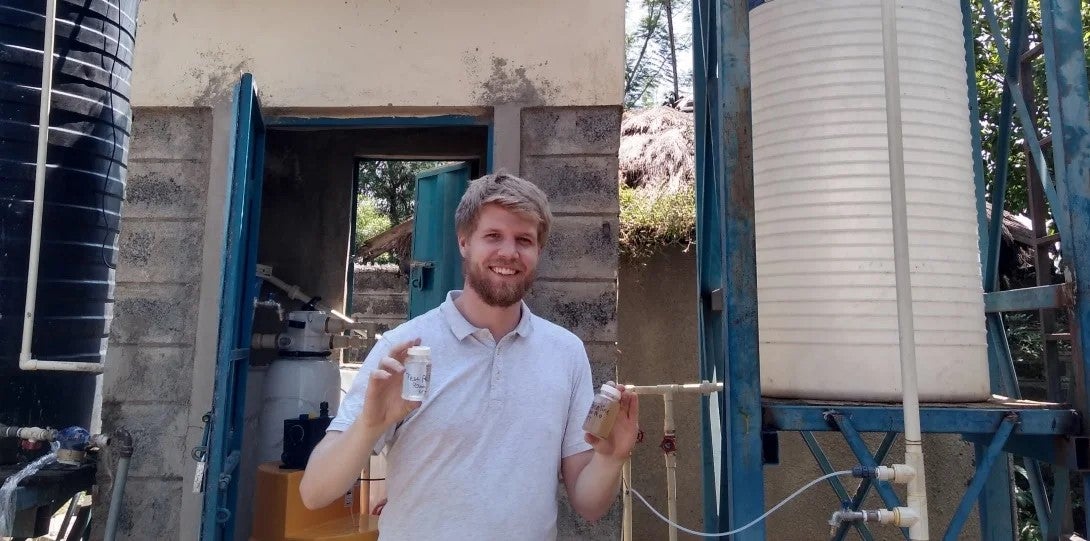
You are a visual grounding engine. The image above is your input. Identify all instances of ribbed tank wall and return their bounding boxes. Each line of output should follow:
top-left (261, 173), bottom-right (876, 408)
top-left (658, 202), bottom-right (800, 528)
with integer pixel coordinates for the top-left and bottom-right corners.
top-left (750, 0), bottom-right (990, 402)
top-left (0, 0), bottom-right (139, 453)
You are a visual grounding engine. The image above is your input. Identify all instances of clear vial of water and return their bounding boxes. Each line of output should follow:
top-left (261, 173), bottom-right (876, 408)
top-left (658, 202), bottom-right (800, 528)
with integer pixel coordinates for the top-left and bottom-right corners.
top-left (401, 345), bottom-right (431, 401)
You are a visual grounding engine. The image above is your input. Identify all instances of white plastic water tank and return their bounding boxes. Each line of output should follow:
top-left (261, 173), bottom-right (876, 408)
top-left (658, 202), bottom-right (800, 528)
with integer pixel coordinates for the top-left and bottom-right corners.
top-left (258, 357), bottom-right (341, 463)
top-left (750, 0), bottom-right (990, 402)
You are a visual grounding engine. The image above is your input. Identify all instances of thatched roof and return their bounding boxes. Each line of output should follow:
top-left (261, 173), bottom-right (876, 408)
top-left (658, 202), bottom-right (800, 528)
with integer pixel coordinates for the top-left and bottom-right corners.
top-left (356, 218), bottom-right (413, 266)
top-left (619, 106), bottom-right (695, 195)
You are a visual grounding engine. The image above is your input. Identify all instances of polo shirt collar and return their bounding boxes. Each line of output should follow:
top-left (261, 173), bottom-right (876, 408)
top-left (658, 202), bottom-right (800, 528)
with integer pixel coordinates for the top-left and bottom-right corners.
top-left (439, 290), bottom-right (534, 341)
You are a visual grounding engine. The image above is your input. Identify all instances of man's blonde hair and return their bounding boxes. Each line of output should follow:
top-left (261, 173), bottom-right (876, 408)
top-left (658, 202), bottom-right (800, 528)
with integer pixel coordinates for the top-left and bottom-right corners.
top-left (455, 173), bottom-right (552, 246)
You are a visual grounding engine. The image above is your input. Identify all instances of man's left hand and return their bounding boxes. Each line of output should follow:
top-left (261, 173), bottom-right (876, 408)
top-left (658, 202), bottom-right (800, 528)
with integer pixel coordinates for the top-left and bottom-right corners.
top-left (584, 384), bottom-right (639, 461)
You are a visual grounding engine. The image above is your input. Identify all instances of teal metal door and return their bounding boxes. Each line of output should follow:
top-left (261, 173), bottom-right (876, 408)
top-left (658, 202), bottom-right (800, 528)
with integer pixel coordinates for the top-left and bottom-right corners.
top-left (201, 74), bottom-right (266, 540)
top-left (408, 163), bottom-right (471, 317)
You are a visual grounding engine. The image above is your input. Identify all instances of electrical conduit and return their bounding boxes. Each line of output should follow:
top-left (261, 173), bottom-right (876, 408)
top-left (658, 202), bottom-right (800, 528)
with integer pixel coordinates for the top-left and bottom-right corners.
top-left (880, 0), bottom-right (929, 537)
top-left (663, 392), bottom-right (678, 541)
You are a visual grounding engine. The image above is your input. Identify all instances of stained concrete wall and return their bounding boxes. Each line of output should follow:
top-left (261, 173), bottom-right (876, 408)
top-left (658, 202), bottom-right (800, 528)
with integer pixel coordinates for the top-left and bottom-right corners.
top-left (131, 1), bottom-right (624, 108)
top-left (93, 108), bottom-right (214, 540)
top-left (619, 246), bottom-right (982, 540)
top-left (107, 40), bottom-right (622, 540)
top-left (520, 106), bottom-right (623, 540)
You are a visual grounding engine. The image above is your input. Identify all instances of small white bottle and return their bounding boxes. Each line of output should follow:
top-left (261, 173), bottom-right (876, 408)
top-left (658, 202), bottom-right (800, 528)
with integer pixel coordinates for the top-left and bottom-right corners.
top-left (401, 345), bottom-right (431, 401)
top-left (583, 382), bottom-right (622, 439)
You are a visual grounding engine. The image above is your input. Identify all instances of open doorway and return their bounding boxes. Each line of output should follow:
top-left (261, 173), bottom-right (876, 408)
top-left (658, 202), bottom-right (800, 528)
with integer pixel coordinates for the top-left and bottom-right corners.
top-left (232, 121), bottom-right (489, 541)
top-left (348, 159), bottom-right (462, 310)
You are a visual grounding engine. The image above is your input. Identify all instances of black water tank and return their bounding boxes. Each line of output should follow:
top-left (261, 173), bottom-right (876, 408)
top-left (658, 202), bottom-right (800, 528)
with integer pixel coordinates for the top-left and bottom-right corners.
top-left (0, 0), bottom-right (138, 458)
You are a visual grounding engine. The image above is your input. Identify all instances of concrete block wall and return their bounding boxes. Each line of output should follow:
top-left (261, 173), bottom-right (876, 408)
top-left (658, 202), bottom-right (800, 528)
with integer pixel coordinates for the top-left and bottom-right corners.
top-left (520, 106), bottom-right (623, 540)
top-left (92, 108), bottom-right (212, 540)
top-left (350, 265), bottom-right (409, 333)
top-left (93, 106), bottom-right (623, 540)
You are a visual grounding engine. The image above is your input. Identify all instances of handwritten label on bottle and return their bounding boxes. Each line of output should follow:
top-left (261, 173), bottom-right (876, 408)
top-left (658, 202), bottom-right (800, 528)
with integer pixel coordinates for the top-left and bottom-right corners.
top-left (587, 401), bottom-right (609, 420)
top-left (402, 361), bottom-right (430, 400)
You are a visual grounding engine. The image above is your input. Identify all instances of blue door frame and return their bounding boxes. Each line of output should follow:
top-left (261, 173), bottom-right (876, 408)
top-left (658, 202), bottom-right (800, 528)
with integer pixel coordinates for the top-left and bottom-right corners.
top-left (201, 73), bottom-right (266, 540)
top-left (200, 93), bottom-right (493, 539)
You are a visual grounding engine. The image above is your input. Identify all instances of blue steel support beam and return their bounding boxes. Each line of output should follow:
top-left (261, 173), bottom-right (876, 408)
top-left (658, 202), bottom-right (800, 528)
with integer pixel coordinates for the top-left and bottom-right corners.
top-left (982, 0), bottom-right (1070, 241)
top-left (800, 432), bottom-right (875, 541)
top-left (1042, 0), bottom-right (1090, 533)
top-left (975, 440), bottom-right (1018, 541)
top-left (1023, 455), bottom-right (1056, 540)
top-left (693, 0), bottom-right (724, 531)
top-left (833, 432), bottom-right (898, 541)
top-left (763, 403), bottom-right (1080, 435)
top-left (987, 313), bottom-right (1023, 396)
top-left (984, 284), bottom-right (1074, 313)
top-left (982, 0), bottom-right (1028, 294)
top-left (1049, 467), bottom-right (1072, 537)
top-left (714, 1), bottom-right (764, 537)
top-left (827, 413), bottom-right (908, 539)
top-left (943, 415), bottom-right (1018, 541)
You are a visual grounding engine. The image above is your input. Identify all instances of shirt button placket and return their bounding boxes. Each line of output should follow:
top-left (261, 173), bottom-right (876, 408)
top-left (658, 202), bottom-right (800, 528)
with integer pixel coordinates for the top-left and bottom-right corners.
top-left (490, 339), bottom-right (503, 406)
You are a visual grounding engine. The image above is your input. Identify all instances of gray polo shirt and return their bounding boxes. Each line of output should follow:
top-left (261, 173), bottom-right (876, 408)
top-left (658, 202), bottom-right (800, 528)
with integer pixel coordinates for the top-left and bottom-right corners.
top-left (329, 290), bottom-right (595, 540)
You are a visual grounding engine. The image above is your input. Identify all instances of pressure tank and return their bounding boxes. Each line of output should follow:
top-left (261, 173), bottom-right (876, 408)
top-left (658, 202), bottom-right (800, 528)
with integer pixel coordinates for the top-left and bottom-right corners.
top-left (750, 0), bottom-right (990, 401)
top-left (258, 310), bottom-right (342, 464)
top-left (0, 0), bottom-right (138, 460)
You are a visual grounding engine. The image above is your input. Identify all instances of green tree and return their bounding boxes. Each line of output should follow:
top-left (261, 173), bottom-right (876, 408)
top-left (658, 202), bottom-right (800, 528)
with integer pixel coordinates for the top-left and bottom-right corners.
top-left (970, 0), bottom-right (1090, 216)
top-left (356, 160), bottom-right (440, 226)
top-left (625, 0), bottom-right (692, 108)
top-left (354, 160), bottom-right (454, 263)
top-left (354, 196), bottom-right (391, 248)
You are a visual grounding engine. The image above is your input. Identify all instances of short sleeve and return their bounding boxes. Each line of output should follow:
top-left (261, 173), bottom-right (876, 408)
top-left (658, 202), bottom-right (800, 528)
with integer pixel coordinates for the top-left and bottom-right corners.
top-left (562, 344), bottom-right (595, 458)
top-left (327, 336), bottom-right (397, 455)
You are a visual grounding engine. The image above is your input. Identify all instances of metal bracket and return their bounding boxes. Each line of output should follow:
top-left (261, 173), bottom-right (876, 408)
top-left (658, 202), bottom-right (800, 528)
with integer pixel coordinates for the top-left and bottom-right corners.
top-left (409, 260), bottom-right (435, 291)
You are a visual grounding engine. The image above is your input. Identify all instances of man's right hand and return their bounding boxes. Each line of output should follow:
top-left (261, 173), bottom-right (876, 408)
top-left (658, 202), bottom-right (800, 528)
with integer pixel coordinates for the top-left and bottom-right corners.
top-left (361, 338), bottom-right (423, 430)
top-left (301, 337), bottom-right (423, 510)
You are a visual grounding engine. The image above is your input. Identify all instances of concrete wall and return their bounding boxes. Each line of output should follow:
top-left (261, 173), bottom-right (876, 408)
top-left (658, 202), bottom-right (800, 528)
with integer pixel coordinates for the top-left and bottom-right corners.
top-left (93, 108), bottom-right (215, 541)
top-left (100, 104), bottom-right (622, 540)
top-left (617, 246), bottom-right (705, 539)
top-left (618, 246), bottom-right (982, 540)
top-left (351, 265), bottom-right (410, 331)
top-left (108, 1), bottom-right (625, 535)
top-left (131, 1), bottom-right (624, 109)
top-left (519, 106), bottom-right (623, 539)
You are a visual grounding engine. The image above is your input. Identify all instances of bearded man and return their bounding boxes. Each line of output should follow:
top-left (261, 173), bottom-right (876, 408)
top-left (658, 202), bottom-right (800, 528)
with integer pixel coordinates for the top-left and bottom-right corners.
top-left (300, 173), bottom-right (639, 541)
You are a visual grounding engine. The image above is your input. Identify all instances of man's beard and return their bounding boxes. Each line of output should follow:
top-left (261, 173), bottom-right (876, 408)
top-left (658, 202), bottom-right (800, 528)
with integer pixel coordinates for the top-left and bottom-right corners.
top-left (463, 259), bottom-right (535, 308)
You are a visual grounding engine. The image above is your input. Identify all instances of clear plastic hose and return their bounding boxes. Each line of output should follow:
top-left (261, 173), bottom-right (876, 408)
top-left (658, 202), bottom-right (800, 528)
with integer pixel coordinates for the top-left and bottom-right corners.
top-left (626, 470), bottom-right (853, 537)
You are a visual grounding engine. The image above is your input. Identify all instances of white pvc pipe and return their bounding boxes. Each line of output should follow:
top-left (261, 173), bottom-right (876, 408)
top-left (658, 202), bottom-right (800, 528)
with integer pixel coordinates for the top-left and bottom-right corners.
top-left (0, 425), bottom-right (57, 441)
top-left (622, 459), bottom-right (633, 541)
top-left (619, 381), bottom-right (722, 539)
top-left (880, 1), bottom-right (929, 538)
top-left (18, 0), bottom-right (103, 374)
top-left (258, 268), bottom-right (355, 323)
top-left (663, 392), bottom-right (678, 541)
top-left (623, 382), bottom-right (723, 395)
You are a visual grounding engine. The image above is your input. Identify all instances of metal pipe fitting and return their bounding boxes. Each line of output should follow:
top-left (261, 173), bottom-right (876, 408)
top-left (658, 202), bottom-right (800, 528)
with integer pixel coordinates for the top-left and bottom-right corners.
top-left (0, 423), bottom-right (58, 442)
